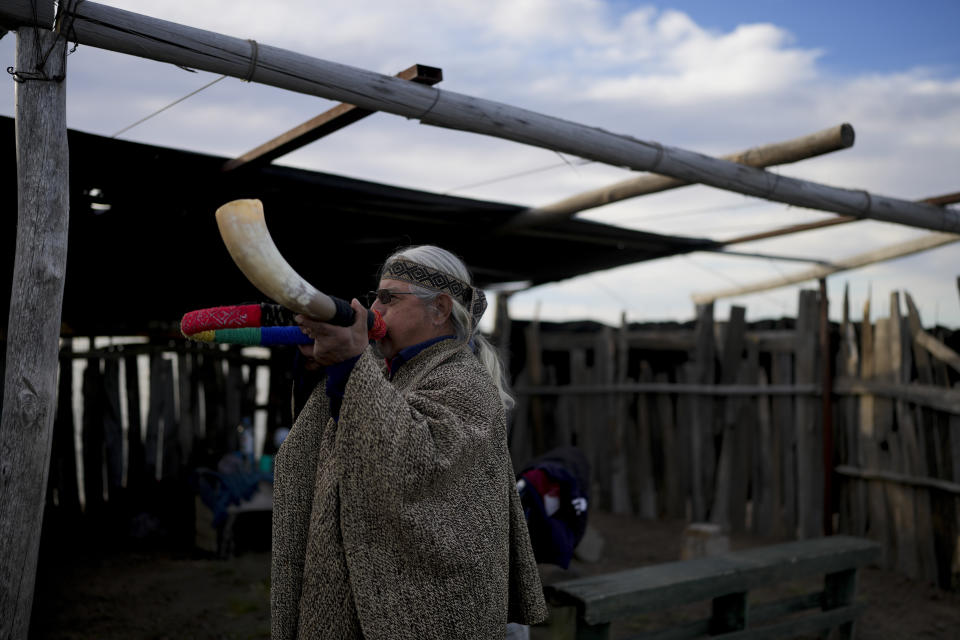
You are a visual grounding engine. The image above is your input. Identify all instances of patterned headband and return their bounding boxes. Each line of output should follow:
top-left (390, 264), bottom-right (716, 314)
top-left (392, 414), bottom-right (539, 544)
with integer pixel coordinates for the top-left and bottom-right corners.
top-left (382, 257), bottom-right (488, 329)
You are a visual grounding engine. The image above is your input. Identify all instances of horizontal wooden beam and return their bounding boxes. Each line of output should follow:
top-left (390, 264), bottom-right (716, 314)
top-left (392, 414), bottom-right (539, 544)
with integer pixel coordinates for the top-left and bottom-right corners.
top-left (833, 378), bottom-right (960, 415)
top-left (835, 465), bottom-right (960, 496)
top-left (721, 191), bottom-right (960, 246)
top-left (515, 383), bottom-right (818, 396)
top-left (914, 331), bottom-right (960, 374)
top-left (505, 123), bottom-right (855, 229)
top-left (537, 330), bottom-right (797, 353)
top-left (221, 64), bottom-right (442, 172)
top-left (5, 1), bottom-right (959, 234)
top-left (512, 377), bottom-right (960, 414)
top-left (691, 232), bottom-right (960, 304)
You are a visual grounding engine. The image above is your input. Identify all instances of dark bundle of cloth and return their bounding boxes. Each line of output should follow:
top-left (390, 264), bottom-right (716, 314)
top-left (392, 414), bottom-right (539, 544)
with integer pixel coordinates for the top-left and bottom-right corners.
top-left (517, 446), bottom-right (590, 569)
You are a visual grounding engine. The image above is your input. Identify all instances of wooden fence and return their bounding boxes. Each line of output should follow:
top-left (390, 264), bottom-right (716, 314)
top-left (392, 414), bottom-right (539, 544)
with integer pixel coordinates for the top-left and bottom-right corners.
top-left (507, 287), bottom-right (960, 589)
top-left (26, 338), bottom-right (302, 547)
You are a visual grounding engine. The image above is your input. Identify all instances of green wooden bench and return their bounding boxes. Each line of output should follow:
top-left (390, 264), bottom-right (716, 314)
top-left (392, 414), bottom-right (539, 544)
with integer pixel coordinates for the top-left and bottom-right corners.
top-left (545, 536), bottom-right (880, 639)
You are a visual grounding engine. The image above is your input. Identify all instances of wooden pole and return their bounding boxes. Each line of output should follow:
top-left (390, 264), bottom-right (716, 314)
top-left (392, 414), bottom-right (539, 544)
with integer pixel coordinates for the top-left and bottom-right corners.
top-left (2, 0), bottom-right (958, 233)
top-left (691, 232), bottom-right (960, 304)
top-left (221, 64), bottom-right (443, 172)
top-left (913, 331), bottom-right (960, 374)
top-left (505, 123), bottom-right (855, 229)
top-left (721, 192), bottom-right (960, 247)
top-left (820, 279), bottom-right (834, 535)
top-left (0, 25), bottom-right (70, 640)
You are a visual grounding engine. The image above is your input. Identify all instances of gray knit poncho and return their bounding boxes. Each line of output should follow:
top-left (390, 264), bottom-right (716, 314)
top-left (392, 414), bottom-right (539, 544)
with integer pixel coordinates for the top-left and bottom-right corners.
top-left (271, 339), bottom-right (547, 639)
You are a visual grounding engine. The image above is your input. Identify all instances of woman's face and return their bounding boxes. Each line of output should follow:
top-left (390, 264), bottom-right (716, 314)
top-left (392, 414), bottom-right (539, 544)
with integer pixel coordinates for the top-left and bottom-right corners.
top-left (370, 279), bottom-right (452, 360)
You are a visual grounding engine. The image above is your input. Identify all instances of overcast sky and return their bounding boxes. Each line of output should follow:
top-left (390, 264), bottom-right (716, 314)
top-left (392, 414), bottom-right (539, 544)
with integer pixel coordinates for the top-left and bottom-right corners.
top-left (2, 0), bottom-right (958, 329)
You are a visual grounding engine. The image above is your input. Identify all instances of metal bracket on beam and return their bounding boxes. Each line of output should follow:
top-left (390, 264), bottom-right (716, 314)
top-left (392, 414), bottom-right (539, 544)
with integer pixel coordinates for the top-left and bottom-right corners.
top-left (222, 64), bottom-right (442, 172)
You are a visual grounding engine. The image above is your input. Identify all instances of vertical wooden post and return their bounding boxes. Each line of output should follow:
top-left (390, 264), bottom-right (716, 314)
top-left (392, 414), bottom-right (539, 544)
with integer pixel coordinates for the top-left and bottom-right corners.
top-left (524, 315), bottom-right (545, 454)
top-left (819, 279), bottom-right (834, 535)
top-left (655, 371), bottom-right (682, 519)
top-left (795, 290), bottom-right (822, 538)
top-left (494, 292), bottom-right (512, 373)
top-left (771, 350), bottom-right (795, 537)
top-left (633, 361), bottom-right (657, 518)
top-left (837, 284), bottom-right (862, 536)
top-left (0, 25), bottom-right (69, 640)
top-left (610, 314), bottom-right (634, 515)
top-left (711, 306), bottom-right (747, 530)
top-left (691, 303), bottom-right (716, 521)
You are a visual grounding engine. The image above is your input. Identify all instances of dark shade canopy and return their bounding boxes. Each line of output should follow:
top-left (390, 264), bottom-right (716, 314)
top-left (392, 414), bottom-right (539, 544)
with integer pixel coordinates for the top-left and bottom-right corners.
top-left (1, 117), bottom-right (718, 334)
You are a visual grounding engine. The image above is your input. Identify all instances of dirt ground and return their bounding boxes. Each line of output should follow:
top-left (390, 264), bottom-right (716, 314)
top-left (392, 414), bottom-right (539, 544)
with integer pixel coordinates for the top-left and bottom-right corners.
top-left (29, 511), bottom-right (960, 639)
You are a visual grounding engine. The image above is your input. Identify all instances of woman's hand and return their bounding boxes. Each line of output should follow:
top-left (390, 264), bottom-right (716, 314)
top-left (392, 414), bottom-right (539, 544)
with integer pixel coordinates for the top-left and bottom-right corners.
top-left (295, 298), bottom-right (368, 366)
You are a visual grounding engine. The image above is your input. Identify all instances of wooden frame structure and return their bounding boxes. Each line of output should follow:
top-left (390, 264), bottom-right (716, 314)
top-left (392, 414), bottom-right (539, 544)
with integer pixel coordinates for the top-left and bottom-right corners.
top-left (1, 2), bottom-right (957, 636)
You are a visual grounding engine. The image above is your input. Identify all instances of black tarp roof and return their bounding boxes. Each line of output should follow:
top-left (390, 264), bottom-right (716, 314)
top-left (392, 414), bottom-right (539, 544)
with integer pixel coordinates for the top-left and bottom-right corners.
top-left (1, 117), bottom-right (719, 334)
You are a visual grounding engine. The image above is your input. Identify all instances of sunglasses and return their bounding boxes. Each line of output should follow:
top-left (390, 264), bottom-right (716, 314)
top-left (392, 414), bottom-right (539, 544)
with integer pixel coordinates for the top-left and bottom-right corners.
top-left (366, 289), bottom-right (415, 306)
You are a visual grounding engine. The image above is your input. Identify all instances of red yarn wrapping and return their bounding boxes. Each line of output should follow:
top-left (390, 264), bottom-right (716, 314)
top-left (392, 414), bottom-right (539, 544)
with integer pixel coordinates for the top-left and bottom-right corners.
top-left (367, 309), bottom-right (387, 341)
top-left (180, 304), bottom-right (262, 335)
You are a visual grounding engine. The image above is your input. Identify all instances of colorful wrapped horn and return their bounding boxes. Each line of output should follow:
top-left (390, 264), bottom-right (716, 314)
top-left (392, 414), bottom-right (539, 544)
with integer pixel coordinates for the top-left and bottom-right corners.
top-left (181, 303), bottom-right (386, 346)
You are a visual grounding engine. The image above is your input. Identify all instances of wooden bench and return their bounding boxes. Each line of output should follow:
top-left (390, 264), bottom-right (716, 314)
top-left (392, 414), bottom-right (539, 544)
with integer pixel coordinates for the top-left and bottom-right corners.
top-left (545, 536), bottom-right (880, 639)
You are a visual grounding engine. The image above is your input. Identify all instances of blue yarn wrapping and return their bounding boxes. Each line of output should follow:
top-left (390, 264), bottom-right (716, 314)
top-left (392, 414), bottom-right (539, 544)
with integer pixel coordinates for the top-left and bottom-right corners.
top-left (261, 326), bottom-right (313, 345)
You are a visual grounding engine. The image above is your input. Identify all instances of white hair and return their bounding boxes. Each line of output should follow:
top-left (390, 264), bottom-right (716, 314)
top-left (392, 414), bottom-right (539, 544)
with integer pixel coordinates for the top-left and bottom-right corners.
top-left (383, 245), bottom-right (514, 411)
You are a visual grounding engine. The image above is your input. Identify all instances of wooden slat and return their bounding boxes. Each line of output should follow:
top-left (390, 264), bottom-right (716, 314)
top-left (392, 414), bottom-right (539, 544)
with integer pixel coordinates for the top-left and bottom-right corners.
top-left (690, 303), bottom-right (716, 520)
top-left (547, 536), bottom-right (879, 625)
top-left (160, 357), bottom-right (180, 478)
top-left (837, 285), bottom-right (864, 537)
top-left (52, 346), bottom-right (80, 514)
top-left (570, 347), bottom-right (593, 500)
top-left (655, 372), bottom-right (683, 519)
top-left (819, 279), bottom-right (834, 535)
top-left (795, 290), bottom-right (822, 538)
top-left (888, 293), bottom-right (921, 579)
top-left (525, 316), bottom-right (545, 452)
top-left (633, 362), bottom-right (657, 518)
top-left (612, 315), bottom-right (633, 514)
top-left (221, 64), bottom-right (442, 172)
top-left (770, 352), bottom-right (796, 537)
top-left (753, 368), bottom-right (778, 536)
top-left (872, 317), bottom-right (898, 568)
top-left (102, 359), bottom-right (124, 497)
top-left (177, 352), bottom-right (194, 470)
top-left (124, 354), bottom-right (146, 494)
top-left (733, 347), bottom-right (758, 532)
top-left (711, 307), bottom-right (747, 530)
top-left (834, 466), bottom-right (960, 496)
top-left (82, 359), bottom-right (106, 513)
top-left (856, 298), bottom-right (883, 562)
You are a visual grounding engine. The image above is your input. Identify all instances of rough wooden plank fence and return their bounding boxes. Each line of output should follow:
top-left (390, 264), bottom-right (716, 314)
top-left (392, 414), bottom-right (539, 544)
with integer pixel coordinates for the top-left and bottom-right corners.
top-left (546, 536), bottom-right (880, 639)
top-left (508, 284), bottom-right (960, 590)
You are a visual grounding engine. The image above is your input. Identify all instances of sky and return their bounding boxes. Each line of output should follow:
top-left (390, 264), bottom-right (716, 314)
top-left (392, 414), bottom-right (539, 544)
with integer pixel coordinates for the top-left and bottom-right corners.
top-left (1, 0), bottom-right (958, 331)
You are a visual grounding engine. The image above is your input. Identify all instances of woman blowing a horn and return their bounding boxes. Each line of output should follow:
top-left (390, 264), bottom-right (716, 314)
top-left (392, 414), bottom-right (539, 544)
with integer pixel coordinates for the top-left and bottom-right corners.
top-left (270, 245), bottom-right (547, 640)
